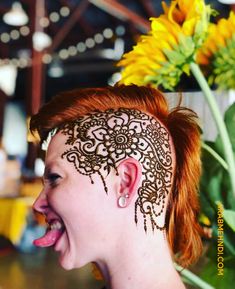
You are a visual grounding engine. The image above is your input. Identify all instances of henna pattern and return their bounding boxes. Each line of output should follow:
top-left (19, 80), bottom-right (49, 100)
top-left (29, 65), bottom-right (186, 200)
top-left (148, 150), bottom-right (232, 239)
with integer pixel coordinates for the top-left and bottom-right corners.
top-left (60, 108), bottom-right (173, 232)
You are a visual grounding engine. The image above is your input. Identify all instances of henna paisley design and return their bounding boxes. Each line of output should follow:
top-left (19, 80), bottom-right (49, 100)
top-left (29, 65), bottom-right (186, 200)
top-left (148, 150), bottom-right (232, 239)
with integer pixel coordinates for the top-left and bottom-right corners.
top-left (60, 108), bottom-right (173, 232)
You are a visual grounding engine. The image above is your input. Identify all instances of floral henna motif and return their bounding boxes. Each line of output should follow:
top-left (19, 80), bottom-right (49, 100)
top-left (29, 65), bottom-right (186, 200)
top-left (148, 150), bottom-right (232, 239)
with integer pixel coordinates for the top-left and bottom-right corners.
top-left (60, 108), bottom-right (173, 232)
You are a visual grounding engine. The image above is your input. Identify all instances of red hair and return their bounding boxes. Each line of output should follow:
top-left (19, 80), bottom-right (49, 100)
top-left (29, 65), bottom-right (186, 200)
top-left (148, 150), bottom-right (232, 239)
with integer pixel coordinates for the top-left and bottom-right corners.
top-left (30, 85), bottom-right (202, 267)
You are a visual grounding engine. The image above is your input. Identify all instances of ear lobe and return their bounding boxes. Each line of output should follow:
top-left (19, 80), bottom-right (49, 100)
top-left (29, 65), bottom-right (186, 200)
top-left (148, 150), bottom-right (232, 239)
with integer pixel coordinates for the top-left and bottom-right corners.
top-left (117, 157), bottom-right (142, 208)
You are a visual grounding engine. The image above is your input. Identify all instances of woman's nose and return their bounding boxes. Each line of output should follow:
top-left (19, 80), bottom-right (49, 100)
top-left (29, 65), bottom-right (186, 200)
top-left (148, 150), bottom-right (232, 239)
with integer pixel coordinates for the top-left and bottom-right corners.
top-left (33, 190), bottom-right (49, 214)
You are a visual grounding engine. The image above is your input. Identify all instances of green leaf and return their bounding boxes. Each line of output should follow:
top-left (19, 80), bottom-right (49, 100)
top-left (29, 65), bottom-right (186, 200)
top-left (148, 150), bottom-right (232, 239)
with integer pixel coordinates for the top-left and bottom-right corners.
top-left (199, 189), bottom-right (215, 221)
top-left (163, 49), bottom-right (185, 65)
top-left (223, 209), bottom-right (235, 232)
top-left (224, 102), bottom-right (235, 151)
top-left (199, 246), bottom-right (235, 289)
top-left (178, 34), bottom-right (195, 57)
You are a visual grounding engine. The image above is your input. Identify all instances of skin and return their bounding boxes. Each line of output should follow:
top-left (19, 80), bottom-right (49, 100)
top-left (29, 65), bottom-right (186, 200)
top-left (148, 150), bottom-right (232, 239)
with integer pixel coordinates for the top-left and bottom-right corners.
top-left (33, 131), bottom-right (185, 289)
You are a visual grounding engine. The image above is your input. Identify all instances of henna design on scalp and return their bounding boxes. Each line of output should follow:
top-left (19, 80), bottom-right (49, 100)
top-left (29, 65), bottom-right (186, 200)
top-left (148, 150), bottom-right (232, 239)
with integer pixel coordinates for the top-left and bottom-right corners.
top-left (60, 108), bottom-right (173, 232)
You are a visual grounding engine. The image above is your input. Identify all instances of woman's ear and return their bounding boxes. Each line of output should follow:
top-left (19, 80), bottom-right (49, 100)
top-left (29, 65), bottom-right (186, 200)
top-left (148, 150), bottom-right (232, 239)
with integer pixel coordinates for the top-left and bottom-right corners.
top-left (116, 157), bottom-right (142, 208)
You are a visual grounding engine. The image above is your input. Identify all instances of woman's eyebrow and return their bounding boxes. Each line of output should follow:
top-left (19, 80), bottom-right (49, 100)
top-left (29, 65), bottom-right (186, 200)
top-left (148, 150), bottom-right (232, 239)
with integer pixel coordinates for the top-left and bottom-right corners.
top-left (43, 161), bottom-right (63, 177)
top-left (43, 166), bottom-right (52, 180)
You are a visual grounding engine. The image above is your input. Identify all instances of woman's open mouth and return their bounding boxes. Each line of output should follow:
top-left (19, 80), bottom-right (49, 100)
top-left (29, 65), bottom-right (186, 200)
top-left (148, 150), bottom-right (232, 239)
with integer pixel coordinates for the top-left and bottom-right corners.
top-left (33, 219), bottom-right (65, 247)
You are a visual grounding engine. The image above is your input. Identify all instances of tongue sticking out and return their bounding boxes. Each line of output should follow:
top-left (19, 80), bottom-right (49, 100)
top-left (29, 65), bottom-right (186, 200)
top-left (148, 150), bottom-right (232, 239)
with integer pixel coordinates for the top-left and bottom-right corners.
top-left (34, 220), bottom-right (64, 247)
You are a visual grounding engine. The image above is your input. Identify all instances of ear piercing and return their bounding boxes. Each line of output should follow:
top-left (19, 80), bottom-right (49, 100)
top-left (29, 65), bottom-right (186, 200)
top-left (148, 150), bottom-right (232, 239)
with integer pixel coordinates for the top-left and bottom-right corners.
top-left (118, 194), bottom-right (129, 208)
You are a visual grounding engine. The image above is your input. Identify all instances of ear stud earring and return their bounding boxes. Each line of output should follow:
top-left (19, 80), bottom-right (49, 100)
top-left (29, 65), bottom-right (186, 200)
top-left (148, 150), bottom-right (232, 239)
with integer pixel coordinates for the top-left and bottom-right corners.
top-left (118, 194), bottom-right (129, 208)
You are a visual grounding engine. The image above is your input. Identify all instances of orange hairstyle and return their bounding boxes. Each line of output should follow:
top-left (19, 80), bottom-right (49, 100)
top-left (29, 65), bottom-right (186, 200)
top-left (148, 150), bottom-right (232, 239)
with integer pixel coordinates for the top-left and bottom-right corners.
top-left (30, 85), bottom-right (202, 267)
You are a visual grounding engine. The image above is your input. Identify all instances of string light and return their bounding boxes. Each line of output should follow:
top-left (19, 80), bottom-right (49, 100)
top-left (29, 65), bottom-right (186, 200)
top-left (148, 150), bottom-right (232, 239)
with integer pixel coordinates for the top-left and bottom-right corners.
top-left (68, 45), bottom-right (77, 56)
top-left (115, 25), bottom-right (125, 36)
top-left (49, 12), bottom-right (60, 23)
top-left (0, 26), bottom-right (30, 44)
top-left (19, 26), bottom-right (30, 36)
top-left (39, 6), bottom-right (70, 28)
top-left (94, 33), bottom-right (104, 44)
top-left (85, 38), bottom-right (95, 48)
top-left (103, 28), bottom-right (113, 39)
top-left (39, 17), bottom-right (50, 28)
top-left (10, 30), bottom-right (20, 40)
top-left (59, 49), bottom-right (69, 59)
top-left (60, 6), bottom-right (70, 17)
top-left (1, 33), bottom-right (10, 43)
top-left (77, 42), bottom-right (86, 53)
top-left (0, 5), bottom-right (71, 44)
top-left (0, 26), bottom-right (125, 69)
top-left (42, 54), bottom-right (52, 64)
top-left (18, 57), bottom-right (29, 68)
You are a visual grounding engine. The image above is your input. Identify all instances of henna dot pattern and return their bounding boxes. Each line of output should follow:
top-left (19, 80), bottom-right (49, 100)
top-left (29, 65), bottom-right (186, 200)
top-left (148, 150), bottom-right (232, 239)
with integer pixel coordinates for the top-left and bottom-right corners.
top-left (60, 108), bottom-right (173, 232)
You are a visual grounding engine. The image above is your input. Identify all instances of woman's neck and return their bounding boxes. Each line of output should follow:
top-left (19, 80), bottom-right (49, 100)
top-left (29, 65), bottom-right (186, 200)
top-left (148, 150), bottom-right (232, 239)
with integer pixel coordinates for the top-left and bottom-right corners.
top-left (95, 229), bottom-right (185, 289)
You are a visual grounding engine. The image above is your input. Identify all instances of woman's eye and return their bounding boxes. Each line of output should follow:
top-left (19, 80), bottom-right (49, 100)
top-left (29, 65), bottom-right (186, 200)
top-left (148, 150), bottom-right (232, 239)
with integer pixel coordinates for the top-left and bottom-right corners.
top-left (47, 173), bottom-right (61, 186)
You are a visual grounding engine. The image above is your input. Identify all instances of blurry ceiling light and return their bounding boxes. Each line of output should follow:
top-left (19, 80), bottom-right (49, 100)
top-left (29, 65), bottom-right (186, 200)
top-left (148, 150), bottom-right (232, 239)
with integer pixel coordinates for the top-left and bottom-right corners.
top-left (85, 38), bottom-right (95, 48)
top-left (18, 58), bottom-right (29, 68)
top-left (48, 59), bottom-right (64, 78)
top-left (33, 31), bottom-right (52, 51)
top-left (217, 0), bottom-right (235, 3)
top-left (10, 29), bottom-right (20, 40)
top-left (39, 17), bottom-right (50, 28)
top-left (0, 64), bottom-right (17, 96)
top-left (68, 46), bottom-right (77, 56)
top-left (19, 26), bottom-right (30, 36)
top-left (3, 2), bottom-right (28, 26)
top-left (17, 48), bottom-right (31, 59)
top-left (115, 25), bottom-right (125, 36)
top-left (103, 28), bottom-right (113, 39)
top-left (35, 158), bottom-right (45, 177)
top-left (42, 53), bottom-right (52, 64)
top-left (108, 72), bottom-right (121, 86)
top-left (1, 33), bottom-right (10, 43)
top-left (59, 49), bottom-right (69, 59)
top-left (60, 6), bottom-right (70, 17)
top-left (11, 58), bottom-right (19, 66)
top-left (77, 42), bottom-right (86, 52)
top-left (94, 33), bottom-right (104, 44)
top-left (49, 12), bottom-right (60, 23)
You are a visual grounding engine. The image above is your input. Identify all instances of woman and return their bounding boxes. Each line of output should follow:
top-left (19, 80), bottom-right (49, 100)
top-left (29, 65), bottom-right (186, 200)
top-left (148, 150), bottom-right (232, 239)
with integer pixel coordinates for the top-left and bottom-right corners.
top-left (30, 85), bottom-right (202, 289)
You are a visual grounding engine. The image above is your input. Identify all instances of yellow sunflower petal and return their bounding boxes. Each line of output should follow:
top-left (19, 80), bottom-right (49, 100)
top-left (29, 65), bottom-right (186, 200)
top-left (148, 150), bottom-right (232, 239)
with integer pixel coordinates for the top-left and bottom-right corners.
top-left (168, 0), bottom-right (184, 24)
top-left (182, 18), bottom-right (197, 36)
top-left (217, 19), bottom-right (232, 39)
top-left (179, 0), bottom-right (194, 14)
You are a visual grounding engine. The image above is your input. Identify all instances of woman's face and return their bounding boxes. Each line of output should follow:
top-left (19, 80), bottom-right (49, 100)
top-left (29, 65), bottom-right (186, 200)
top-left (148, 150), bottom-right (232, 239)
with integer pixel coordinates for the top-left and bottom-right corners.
top-left (33, 132), bottom-right (116, 270)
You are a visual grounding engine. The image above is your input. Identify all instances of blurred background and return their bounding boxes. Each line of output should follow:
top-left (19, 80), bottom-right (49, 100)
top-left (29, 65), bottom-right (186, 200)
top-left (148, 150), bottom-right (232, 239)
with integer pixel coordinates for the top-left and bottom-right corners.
top-left (0, 1), bottom-right (234, 289)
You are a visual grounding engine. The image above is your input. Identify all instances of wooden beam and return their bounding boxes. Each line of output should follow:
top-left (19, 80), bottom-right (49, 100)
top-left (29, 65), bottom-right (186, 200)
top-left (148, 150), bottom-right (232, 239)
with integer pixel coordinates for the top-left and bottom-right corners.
top-left (25, 0), bottom-right (46, 171)
top-left (29, 0), bottom-right (45, 115)
top-left (138, 0), bottom-right (157, 17)
top-left (0, 90), bottom-right (7, 143)
top-left (88, 0), bottom-right (150, 32)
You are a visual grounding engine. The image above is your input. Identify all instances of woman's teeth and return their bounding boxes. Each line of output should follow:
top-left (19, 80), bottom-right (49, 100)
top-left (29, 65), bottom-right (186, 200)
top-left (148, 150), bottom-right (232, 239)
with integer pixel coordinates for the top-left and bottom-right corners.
top-left (49, 220), bottom-right (64, 230)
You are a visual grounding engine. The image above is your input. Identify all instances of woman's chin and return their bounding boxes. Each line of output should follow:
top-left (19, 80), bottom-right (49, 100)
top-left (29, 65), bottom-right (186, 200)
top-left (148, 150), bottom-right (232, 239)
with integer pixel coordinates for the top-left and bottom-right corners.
top-left (58, 252), bottom-right (76, 270)
top-left (57, 247), bottom-right (87, 270)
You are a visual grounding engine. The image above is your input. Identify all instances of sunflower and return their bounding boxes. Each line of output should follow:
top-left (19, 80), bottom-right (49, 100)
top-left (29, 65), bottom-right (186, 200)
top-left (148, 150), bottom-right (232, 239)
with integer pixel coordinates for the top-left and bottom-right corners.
top-left (118, 0), bottom-right (213, 91)
top-left (197, 12), bottom-right (235, 89)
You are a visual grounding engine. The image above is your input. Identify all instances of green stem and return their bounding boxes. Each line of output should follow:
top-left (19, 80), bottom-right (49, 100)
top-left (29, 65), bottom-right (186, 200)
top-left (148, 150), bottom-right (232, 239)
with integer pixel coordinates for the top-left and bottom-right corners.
top-left (190, 62), bottom-right (235, 195)
top-left (201, 142), bottom-right (228, 171)
top-left (175, 263), bottom-right (215, 289)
